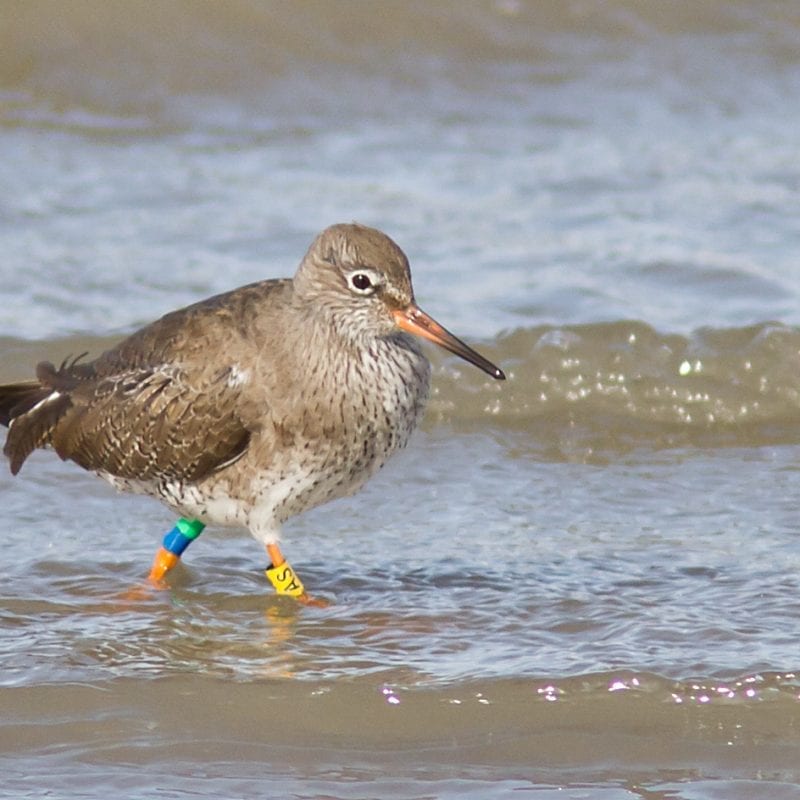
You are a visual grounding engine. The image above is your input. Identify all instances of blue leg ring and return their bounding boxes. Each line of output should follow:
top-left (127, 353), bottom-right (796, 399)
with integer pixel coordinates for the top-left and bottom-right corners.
top-left (162, 518), bottom-right (206, 557)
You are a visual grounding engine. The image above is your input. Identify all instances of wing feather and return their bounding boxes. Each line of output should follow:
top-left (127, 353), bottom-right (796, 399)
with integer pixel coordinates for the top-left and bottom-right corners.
top-left (51, 364), bottom-right (251, 482)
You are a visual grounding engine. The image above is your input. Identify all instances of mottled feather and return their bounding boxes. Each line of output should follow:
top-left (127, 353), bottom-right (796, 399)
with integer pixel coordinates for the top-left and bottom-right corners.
top-left (0, 224), bottom-right (503, 557)
top-left (0, 285), bottom-right (279, 481)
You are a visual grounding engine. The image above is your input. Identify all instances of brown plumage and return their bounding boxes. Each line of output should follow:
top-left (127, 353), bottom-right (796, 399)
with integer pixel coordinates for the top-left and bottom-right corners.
top-left (0, 223), bottom-right (504, 594)
top-left (3, 287), bottom-right (267, 481)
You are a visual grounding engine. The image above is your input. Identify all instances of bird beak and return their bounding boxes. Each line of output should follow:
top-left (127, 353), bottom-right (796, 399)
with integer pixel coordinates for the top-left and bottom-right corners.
top-left (392, 306), bottom-right (505, 380)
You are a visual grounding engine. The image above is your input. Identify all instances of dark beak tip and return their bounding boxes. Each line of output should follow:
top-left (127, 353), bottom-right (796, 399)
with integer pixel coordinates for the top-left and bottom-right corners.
top-left (494, 368), bottom-right (506, 381)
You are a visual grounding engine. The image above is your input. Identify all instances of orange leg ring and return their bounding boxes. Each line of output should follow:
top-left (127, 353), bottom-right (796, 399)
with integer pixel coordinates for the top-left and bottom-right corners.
top-left (148, 547), bottom-right (180, 584)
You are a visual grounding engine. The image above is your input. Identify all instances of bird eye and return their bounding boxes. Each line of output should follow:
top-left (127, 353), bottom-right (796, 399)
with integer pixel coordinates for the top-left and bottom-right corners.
top-left (350, 272), bottom-right (374, 294)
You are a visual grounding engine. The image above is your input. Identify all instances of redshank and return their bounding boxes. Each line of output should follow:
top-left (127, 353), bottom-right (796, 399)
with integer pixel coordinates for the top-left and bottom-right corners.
top-left (0, 223), bottom-right (505, 602)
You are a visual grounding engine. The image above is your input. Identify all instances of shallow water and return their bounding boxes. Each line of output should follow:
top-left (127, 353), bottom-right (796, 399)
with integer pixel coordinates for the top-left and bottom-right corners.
top-left (2, 2), bottom-right (800, 798)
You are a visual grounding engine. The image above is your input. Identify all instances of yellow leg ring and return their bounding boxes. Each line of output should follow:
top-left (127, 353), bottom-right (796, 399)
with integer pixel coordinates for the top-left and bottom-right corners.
top-left (265, 561), bottom-right (306, 597)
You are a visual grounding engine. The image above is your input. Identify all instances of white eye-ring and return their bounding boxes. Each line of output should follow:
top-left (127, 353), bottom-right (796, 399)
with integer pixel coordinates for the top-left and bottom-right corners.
top-left (347, 269), bottom-right (381, 296)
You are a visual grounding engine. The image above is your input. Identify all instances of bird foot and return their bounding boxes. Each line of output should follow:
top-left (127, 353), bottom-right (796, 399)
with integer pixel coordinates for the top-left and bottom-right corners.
top-left (116, 578), bottom-right (164, 603)
top-left (295, 592), bottom-right (331, 608)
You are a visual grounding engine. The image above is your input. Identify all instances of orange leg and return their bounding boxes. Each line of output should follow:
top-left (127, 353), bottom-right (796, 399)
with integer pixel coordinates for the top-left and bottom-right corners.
top-left (266, 542), bottom-right (286, 569)
top-left (265, 542), bottom-right (328, 606)
top-left (144, 522), bottom-right (327, 605)
top-left (148, 547), bottom-right (180, 585)
top-left (148, 518), bottom-right (206, 586)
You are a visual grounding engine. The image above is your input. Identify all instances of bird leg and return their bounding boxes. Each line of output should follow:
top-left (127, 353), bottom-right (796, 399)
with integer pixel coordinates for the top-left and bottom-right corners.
top-left (265, 542), bottom-right (306, 596)
top-left (147, 521), bottom-right (326, 605)
top-left (148, 518), bottom-right (206, 584)
top-left (265, 542), bottom-right (327, 606)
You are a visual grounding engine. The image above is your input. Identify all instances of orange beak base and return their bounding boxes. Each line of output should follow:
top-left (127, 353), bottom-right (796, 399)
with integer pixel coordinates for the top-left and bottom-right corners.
top-left (392, 306), bottom-right (505, 380)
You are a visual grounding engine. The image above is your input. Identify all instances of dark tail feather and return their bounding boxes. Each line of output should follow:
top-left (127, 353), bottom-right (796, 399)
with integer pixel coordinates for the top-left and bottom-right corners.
top-left (0, 381), bottom-right (72, 474)
top-left (0, 382), bottom-right (47, 427)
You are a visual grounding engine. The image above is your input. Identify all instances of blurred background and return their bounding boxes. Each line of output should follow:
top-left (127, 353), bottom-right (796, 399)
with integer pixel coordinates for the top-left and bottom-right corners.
top-left (2, 3), bottom-right (800, 799)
